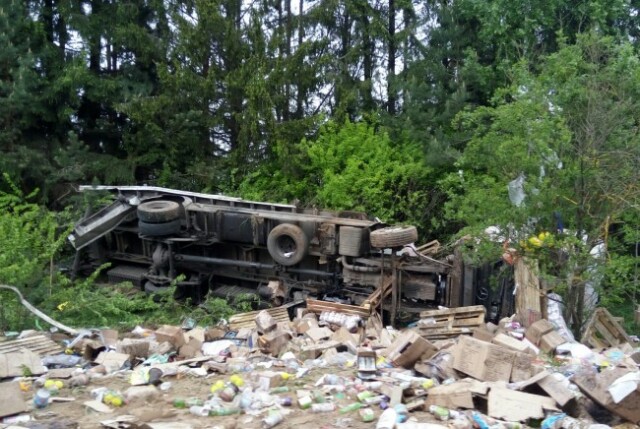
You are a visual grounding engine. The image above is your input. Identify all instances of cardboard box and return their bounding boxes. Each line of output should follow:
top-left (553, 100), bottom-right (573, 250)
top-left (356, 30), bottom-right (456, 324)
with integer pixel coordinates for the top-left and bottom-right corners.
top-left (100, 329), bottom-right (119, 348)
top-left (179, 337), bottom-right (203, 358)
top-left (539, 330), bottom-right (567, 353)
top-left (525, 319), bottom-right (554, 346)
top-left (255, 310), bottom-right (278, 334)
top-left (296, 317), bottom-right (319, 335)
top-left (0, 348), bottom-right (46, 378)
top-left (258, 371), bottom-right (283, 390)
top-left (305, 327), bottom-right (333, 343)
top-left (387, 331), bottom-right (437, 369)
top-left (424, 379), bottom-right (488, 409)
top-left (573, 367), bottom-right (640, 424)
top-left (473, 327), bottom-right (495, 342)
top-left (510, 351), bottom-right (540, 382)
top-left (0, 382), bottom-right (27, 417)
top-left (492, 333), bottom-right (534, 354)
top-left (453, 336), bottom-right (516, 382)
top-left (155, 325), bottom-right (185, 349)
top-left (488, 387), bottom-right (558, 421)
top-left (94, 351), bottom-right (130, 372)
top-left (117, 338), bottom-right (150, 358)
top-left (537, 373), bottom-right (576, 408)
top-left (258, 330), bottom-right (292, 356)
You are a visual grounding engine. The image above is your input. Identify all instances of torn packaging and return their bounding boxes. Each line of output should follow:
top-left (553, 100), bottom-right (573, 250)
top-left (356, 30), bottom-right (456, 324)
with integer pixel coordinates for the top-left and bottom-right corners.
top-left (488, 387), bottom-right (558, 421)
top-left (387, 331), bottom-right (438, 369)
top-left (453, 336), bottom-right (515, 382)
top-left (0, 348), bottom-right (46, 377)
top-left (573, 367), bottom-right (640, 424)
top-left (425, 379), bottom-right (488, 409)
top-left (0, 382), bottom-right (27, 417)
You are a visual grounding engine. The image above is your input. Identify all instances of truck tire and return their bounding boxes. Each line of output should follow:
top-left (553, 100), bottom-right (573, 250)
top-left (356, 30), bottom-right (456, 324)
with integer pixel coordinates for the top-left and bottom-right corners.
top-left (138, 218), bottom-right (181, 236)
top-left (339, 226), bottom-right (364, 257)
top-left (370, 225), bottom-right (418, 248)
top-left (137, 200), bottom-right (181, 223)
top-left (267, 223), bottom-right (309, 266)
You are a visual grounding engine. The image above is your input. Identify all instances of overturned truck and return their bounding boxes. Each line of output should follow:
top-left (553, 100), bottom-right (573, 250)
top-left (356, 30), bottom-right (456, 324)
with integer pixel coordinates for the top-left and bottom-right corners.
top-left (68, 186), bottom-right (449, 316)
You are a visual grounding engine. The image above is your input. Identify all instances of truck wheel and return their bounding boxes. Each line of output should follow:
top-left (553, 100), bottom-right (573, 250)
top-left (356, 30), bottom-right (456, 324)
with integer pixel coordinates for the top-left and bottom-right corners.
top-left (370, 225), bottom-right (418, 248)
top-left (339, 226), bottom-right (365, 257)
top-left (138, 218), bottom-right (181, 236)
top-left (267, 223), bottom-right (309, 266)
top-left (137, 200), bottom-right (181, 223)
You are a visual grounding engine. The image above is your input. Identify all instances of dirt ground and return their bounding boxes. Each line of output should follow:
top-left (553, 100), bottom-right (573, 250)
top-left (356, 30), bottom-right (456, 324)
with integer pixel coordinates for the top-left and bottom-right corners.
top-left (17, 367), bottom-right (445, 429)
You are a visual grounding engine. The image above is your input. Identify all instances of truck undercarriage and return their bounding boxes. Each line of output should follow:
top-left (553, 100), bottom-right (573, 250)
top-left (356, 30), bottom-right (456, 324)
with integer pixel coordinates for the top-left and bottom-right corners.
top-left (69, 186), bottom-right (451, 320)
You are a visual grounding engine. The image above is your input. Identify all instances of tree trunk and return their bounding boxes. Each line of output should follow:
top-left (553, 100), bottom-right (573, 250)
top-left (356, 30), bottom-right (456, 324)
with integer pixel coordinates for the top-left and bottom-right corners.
top-left (387, 0), bottom-right (396, 115)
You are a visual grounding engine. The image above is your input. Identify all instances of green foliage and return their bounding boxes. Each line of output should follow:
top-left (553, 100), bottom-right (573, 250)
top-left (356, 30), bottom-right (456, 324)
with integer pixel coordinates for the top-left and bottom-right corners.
top-left (238, 120), bottom-right (433, 228)
top-left (443, 33), bottom-right (640, 334)
top-left (0, 174), bottom-right (68, 288)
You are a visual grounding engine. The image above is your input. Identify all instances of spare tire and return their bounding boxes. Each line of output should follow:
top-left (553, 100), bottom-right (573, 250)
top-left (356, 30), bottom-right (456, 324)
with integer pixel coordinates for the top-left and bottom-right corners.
top-left (138, 218), bottom-right (181, 236)
top-left (138, 200), bottom-right (181, 223)
top-left (370, 225), bottom-right (418, 248)
top-left (267, 223), bottom-right (309, 266)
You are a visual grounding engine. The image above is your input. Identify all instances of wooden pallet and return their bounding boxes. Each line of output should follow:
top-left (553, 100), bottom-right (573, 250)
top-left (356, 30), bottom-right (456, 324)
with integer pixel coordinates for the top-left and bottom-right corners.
top-left (306, 298), bottom-right (370, 318)
top-left (417, 305), bottom-right (486, 339)
top-left (581, 307), bottom-right (632, 349)
top-left (361, 275), bottom-right (393, 310)
top-left (0, 335), bottom-right (63, 356)
top-left (228, 301), bottom-right (301, 330)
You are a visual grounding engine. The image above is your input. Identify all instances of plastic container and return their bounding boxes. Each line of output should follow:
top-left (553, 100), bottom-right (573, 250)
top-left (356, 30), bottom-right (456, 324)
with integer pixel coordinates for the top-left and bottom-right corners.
top-left (394, 403), bottom-right (408, 423)
top-left (360, 407), bottom-right (375, 422)
top-left (262, 411), bottom-right (284, 428)
top-left (278, 396), bottom-right (293, 406)
top-left (429, 404), bottom-right (450, 421)
top-left (148, 368), bottom-right (163, 386)
top-left (311, 403), bottom-right (336, 412)
top-left (339, 402), bottom-right (363, 413)
top-left (190, 405), bottom-right (210, 416)
top-left (219, 382), bottom-right (239, 402)
top-left (376, 408), bottom-right (397, 429)
top-left (211, 407), bottom-right (241, 416)
top-left (357, 391), bottom-right (375, 402)
top-left (298, 395), bottom-right (312, 409)
top-left (33, 388), bottom-right (50, 409)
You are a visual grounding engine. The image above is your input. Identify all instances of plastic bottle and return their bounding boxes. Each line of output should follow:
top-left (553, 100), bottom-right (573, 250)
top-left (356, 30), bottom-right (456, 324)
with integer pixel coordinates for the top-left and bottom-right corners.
top-left (270, 386), bottom-right (290, 394)
top-left (219, 382), bottom-right (239, 402)
top-left (394, 403), bottom-right (408, 423)
top-left (339, 402), bottom-right (364, 413)
top-left (364, 395), bottom-right (386, 405)
top-left (357, 391), bottom-right (375, 401)
top-left (311, 403), bottom-right (336, 412)
top-left (298, 395), bottom-right (312, 409)
top-left (239, 388), bottom-right (254, 410)
top-left (376, 408), bottom-right (397, 429)
top-left (313, 390), bottom-right (326, 403)
top-left (173, 398), bottom-right (186, 408)
top-left (429, 405), bottom-right (450, 421)
top-left (211, 407), bottom-right (241, 416)
top-left (190, 405), bottom-right (210, 417)
top-left (360, 407), bottom-right (375, 422)
top-left (210, 380), bottom-right (225, 394)
top-left (262, 411), bottom-right (284, 428)
top-left (278, 396), bottom-right (293, 406)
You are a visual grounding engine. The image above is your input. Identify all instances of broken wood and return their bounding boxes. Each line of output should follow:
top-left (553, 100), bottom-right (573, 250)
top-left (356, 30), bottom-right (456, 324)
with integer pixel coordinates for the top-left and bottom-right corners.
top-left (0, 334), bottom-right (63, 356)
top-left (306, 298), bottom-right (370, 318)
top-left (228, 301), bottom-right (301, 330)
top-left (417, 305), bottom-right (485, 340)
top-left (0, 285), bottom-right (79, 335)
top-left (581, 307), bottom-right (632, 349)
top-left (361, 275), bottom-right (392, 311)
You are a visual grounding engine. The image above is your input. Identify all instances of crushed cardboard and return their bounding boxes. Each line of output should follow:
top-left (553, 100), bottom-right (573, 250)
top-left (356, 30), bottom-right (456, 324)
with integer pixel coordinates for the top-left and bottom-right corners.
top-left (0, 382), bottom-right (27, 417)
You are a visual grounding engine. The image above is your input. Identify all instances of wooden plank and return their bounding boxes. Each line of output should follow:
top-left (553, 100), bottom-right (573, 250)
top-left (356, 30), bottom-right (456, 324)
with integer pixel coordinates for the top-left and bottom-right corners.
top-left (419, 305), bottom-right (486, 318)
top-left (306, 299), bottom-right (370, 318)
top-left (514, 258), bottom-right (543, 328)
top-left (581, 308), bottom-right (632, 348)
top-left (0, 335), bottom-right (62, 356)
top-left (418, 313), bottom-right (485, 330)
top-left (228, 303), bottom-right (300, 330)
top-left (362, 276), bottom-right (393, 309)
